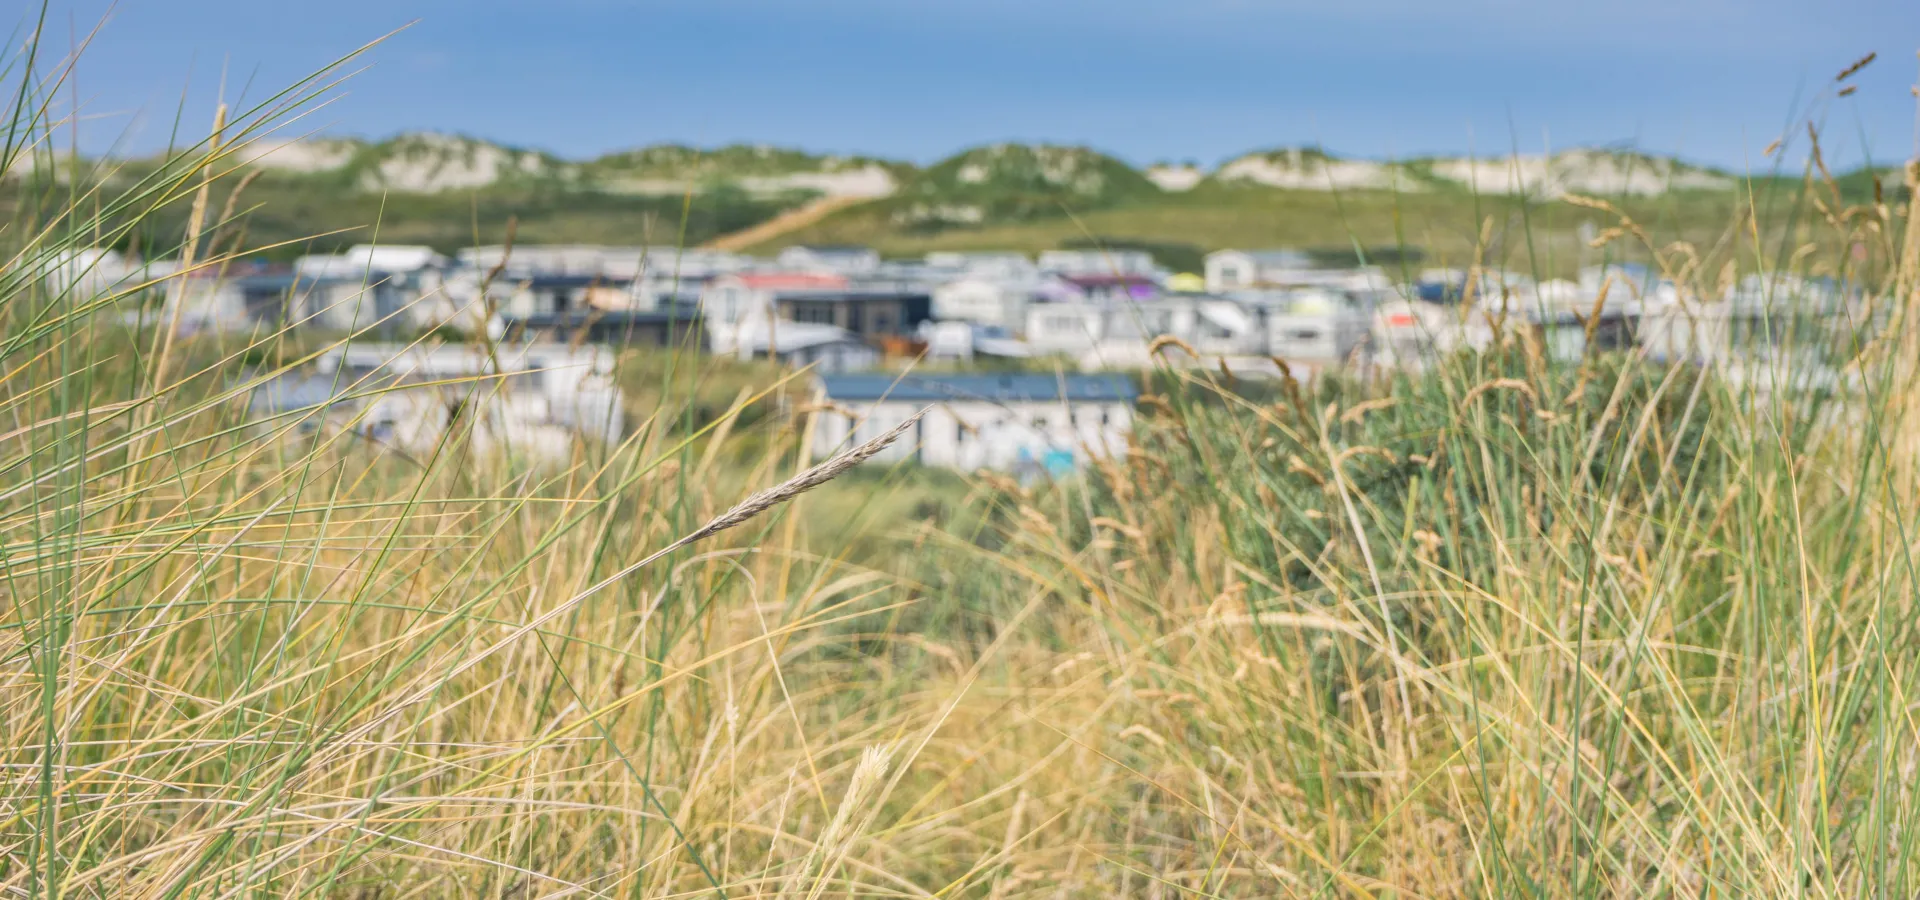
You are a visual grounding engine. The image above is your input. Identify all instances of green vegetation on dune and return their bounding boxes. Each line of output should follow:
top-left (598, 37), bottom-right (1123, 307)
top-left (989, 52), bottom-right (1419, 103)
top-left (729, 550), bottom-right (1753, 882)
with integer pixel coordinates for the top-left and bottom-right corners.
top-left (11, 135), bottom-right (914, 254)
top-left (756, 177), bottom-right (1800, 275)
top-left (349, 132), bottom-right (581, 191)
top-left (885, 143), bottom-right (1162, 228)
top-left (1, 171), bottom-right (815, 258)
top-left (757, 145), bottom-right (1895, 268)
top-left (581, 142), bottom-right (914, 185)
top-left (203, 179), bottom-right (812, 256)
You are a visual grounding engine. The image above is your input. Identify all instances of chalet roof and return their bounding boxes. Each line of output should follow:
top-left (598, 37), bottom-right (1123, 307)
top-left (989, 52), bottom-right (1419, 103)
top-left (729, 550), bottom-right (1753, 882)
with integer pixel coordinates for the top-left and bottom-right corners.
top-left (518, 273), bottom-right (639, 288)
top-left (318, 343), bottom-right (613, 376)
top-left (1059, 274), bottom-right (1158, 287)
top-left (774, 287), bottom-right (932, 301)
top-left (1212, 249), bottom-right (1312, 266)
top-left (231, 272), bottom-right (368, 289)
top-left (733, 272), bottom-right (850, 291)
top-left (817, 373), bottom-right (1138, 404)
top-left (501, 308), bottom-right (702, 327)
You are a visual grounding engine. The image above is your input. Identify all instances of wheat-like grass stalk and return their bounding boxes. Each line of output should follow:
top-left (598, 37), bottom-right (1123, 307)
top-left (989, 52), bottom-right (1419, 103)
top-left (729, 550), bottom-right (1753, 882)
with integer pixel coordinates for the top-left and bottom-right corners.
top-left (788, 742), bottom-right (896, 899)
top-left (627, 404), bottom-right (929, 575)
top-left (351, 405), bottom-right (930, 727)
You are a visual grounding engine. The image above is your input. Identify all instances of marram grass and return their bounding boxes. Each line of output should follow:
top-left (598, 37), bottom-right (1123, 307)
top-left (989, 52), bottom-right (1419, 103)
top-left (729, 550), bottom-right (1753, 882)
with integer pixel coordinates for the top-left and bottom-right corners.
top-left (7, 21), bottom-right (1920, 899)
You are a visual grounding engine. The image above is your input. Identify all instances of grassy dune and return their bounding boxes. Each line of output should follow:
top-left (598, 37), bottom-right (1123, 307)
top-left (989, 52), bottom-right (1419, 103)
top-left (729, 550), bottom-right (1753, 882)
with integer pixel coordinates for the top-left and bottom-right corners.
top-left (7, 26), bottom-right (1920, 899)
top-left (753, 179), bottom-right (1868, 278)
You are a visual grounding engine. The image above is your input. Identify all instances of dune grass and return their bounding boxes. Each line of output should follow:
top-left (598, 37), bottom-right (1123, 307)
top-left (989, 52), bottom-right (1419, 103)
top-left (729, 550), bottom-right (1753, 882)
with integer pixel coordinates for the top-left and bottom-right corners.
top-left (7, 20), bottom-right (1920, 899)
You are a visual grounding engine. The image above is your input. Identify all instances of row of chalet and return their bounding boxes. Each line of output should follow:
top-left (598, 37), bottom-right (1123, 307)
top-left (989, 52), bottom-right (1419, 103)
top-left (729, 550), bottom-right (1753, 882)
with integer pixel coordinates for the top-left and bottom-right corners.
top-left (47, 238), bottom-right (1859, 379)
top-left (39, 240), bottom-right (1861, 479)
top-left (56, 236), bottom-right (1843, 378)
top-left (49, 239), bottom-right (1848, 371)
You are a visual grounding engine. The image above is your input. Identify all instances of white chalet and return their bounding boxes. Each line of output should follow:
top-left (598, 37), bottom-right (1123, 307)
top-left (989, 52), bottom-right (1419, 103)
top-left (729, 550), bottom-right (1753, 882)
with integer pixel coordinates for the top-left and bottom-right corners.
top-left (732, 321), bottom-right (880, 372)
top-left (248, 343), bottom-right (623, 466)
top-left (1577, 262), bottom-right (1664, 298)
top-left (1075, 296), bottom-right (1263, 370)
top-left (919, 321), bottom-right (1032, 361)
top-left (924, 251), bottom-right (1038, 279)
top-left (296, 244), bottom-right (448, 279)
top-left (1207, 250), bottom-right (1396, 298)
top-left (810, 373), bottom-right (1137, 474)
top-left (932, 274), bottom-right (1082, 332)
top-left (1258, 288), bottom-right (1372, 363)
top-left (290, 244), bottom-right (455, 331)
top-left (34, 248), bottom-right (169, 305)
top-left (1023, 302), bottom-right (1107, 355)
top-left (1639, 272), bottom-right (1848, 366)
top-left (700, 272), bottom-right (851, 354)
top-left (698, 272), bottom-right (884, 370)
top-left (1204, 249), bottom-right (1313, 292)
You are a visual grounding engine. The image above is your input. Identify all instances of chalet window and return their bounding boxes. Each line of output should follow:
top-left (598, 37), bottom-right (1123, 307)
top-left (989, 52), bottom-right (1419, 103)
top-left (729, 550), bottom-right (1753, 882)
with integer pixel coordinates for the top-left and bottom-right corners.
top-left (1041, 315), bottom-right (1082, 334)
top-left (242, 286), bottom-right (285, 321)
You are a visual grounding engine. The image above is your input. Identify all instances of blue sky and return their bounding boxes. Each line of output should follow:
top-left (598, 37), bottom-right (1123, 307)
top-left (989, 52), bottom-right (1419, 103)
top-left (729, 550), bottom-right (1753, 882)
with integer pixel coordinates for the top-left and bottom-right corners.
top-left (29, 0), bottom-right (1920, 170)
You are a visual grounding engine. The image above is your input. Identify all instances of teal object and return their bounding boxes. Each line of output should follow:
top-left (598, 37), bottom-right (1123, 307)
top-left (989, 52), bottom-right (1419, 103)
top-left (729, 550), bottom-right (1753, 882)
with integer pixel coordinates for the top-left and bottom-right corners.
top-left (1042, 449), bottom-right (1075, 476)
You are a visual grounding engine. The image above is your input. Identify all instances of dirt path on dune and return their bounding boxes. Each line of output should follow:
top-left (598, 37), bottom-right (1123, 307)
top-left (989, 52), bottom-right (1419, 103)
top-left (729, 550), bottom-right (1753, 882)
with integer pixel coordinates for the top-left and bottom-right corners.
top-left (703, 194), bottom-right (872, 251)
